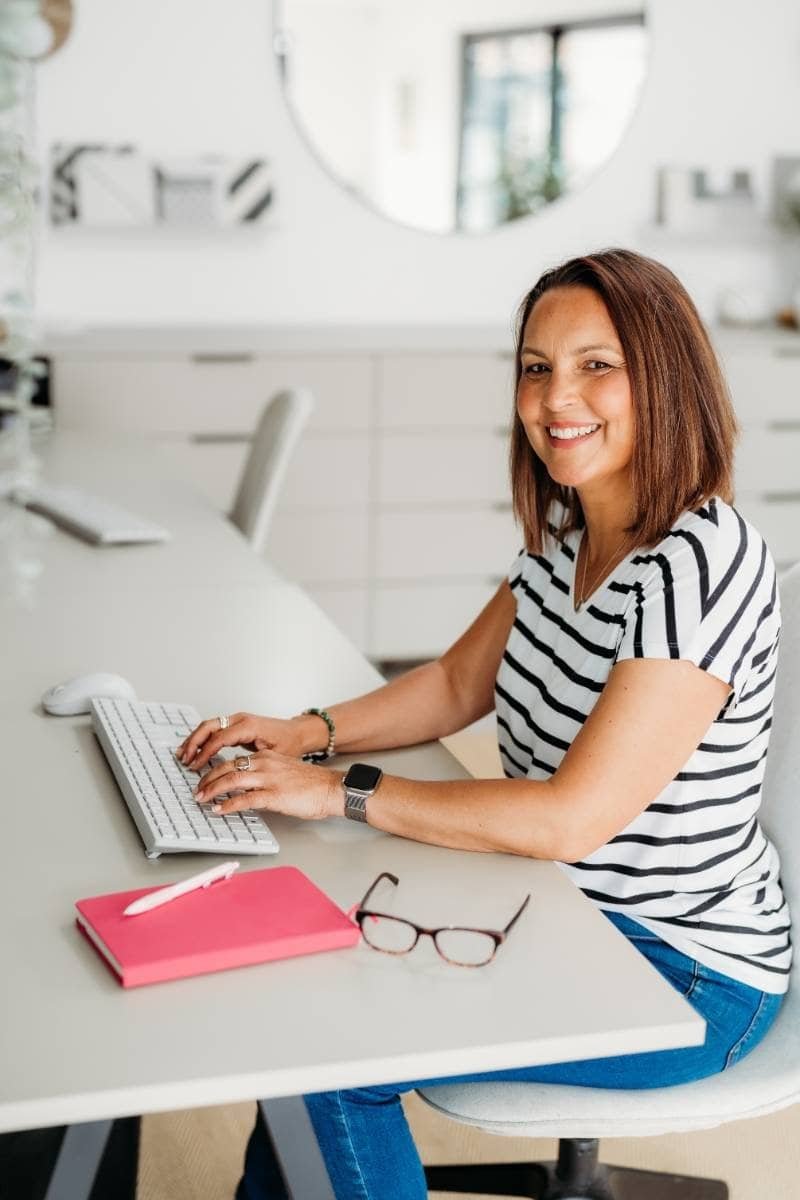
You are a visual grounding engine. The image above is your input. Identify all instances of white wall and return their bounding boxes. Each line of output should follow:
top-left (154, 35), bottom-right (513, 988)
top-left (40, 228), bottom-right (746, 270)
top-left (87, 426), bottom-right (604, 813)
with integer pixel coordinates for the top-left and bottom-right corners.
top-left (34, 0), bottom-right (800, 327)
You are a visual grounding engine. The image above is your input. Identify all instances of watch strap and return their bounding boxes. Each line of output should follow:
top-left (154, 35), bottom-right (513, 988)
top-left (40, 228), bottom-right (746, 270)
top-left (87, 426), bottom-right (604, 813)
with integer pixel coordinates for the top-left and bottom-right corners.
top-left (343, 789), bottom-right (369, 823)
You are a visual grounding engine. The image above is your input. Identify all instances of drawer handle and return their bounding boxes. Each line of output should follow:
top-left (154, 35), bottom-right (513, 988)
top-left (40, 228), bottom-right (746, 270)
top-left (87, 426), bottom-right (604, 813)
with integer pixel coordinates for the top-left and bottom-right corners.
top-left (775, 348), bottom-right (800, 359)
top-left (190, 353), bottom-right (255, 364)
top-left (491, 501), bottom-right (513, 512)
top-left (191, 433), bottom-right (253, 445)
top-left (766, 421), bottom-right (800, 432)
top-left (761, 492), bottom-right (800, 504)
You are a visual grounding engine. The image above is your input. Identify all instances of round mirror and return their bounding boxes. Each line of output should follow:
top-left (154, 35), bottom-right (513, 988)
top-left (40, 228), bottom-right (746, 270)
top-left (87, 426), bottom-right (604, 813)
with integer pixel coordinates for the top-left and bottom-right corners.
top-left (274, 2), bottom-right (647, 234)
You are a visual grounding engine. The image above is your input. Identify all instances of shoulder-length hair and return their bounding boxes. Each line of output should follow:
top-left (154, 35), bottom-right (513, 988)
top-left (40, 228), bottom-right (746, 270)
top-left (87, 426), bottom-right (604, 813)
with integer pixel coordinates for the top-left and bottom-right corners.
top-left (510, 248), bottom-right (738, 553)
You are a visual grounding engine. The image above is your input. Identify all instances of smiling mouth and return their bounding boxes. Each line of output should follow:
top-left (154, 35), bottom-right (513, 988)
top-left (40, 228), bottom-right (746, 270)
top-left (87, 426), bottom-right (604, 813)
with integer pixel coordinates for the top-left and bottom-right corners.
top-left (546, 423), bottom-right (600, 442)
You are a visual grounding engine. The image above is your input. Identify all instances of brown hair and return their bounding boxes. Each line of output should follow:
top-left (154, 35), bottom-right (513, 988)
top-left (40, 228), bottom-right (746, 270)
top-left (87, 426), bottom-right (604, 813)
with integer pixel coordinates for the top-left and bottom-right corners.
top-left (510, 248), bottom-right (738, 553)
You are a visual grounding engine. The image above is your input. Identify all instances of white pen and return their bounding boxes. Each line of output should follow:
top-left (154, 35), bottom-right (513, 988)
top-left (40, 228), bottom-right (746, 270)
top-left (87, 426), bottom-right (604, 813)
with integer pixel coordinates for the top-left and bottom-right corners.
top-left (123, 861), bottom-right (240, 916)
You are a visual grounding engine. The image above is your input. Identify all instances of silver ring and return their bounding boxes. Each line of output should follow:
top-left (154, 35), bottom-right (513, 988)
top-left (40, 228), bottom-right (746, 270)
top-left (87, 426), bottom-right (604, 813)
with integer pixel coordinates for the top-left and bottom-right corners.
top-left (235, 754), bottom-right (252, 772)
top-left (218, 715), bottom-right (230, 730)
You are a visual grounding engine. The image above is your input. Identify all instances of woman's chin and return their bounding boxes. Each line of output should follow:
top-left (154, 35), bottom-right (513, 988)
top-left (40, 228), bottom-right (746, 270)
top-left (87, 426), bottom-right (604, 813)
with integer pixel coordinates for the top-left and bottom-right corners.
top-left (544, 463), bottom-right (588, 489)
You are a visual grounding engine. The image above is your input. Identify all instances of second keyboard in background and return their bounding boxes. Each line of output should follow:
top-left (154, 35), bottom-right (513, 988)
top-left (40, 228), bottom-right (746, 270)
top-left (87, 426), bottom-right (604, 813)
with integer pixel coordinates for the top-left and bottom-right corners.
top-left (17, 482), bottom-right (171, 545)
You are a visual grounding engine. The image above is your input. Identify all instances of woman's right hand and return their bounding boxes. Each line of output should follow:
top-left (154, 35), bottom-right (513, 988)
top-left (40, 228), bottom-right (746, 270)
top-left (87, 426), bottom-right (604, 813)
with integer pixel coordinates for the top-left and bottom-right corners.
top-left (175, 711), bottom-right (326, 770)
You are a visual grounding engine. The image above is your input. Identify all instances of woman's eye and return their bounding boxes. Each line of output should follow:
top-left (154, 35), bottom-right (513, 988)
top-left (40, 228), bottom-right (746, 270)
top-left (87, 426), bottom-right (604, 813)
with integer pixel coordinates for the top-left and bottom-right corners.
top-left (585, 360), bottom-right (612, 371)
top-left (523, 363), bottom-right (549, 376)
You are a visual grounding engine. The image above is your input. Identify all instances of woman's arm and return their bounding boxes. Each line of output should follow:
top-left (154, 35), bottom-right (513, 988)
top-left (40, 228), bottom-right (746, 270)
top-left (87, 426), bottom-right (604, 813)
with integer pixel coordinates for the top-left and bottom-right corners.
top-left (196, 657), bottom-right (730, 862)
top-left (360, 658), bottom-right (731, 860)
top-left (317, 582), bottom-right (516, 754)
top-left (179, 582), bottom-right (516, 767)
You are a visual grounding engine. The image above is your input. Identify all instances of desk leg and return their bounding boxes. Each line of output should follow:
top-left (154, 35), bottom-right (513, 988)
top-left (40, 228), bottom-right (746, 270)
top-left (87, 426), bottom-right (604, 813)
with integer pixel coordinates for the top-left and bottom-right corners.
top-left (258, 1097), bottom-right (335, 1200)
top-left (43, 1120), bottom-right (112, 1200)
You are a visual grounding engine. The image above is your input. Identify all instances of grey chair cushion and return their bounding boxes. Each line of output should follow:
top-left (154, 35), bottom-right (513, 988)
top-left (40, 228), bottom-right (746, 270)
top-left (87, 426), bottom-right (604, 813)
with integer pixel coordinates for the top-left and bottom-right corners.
top-left (419, 561), bottom-right (800, 1140)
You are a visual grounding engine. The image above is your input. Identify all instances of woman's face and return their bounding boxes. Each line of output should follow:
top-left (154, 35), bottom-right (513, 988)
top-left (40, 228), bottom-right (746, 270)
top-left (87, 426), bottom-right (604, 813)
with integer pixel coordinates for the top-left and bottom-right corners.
top-left (517, 285), bottom-right (635, 503)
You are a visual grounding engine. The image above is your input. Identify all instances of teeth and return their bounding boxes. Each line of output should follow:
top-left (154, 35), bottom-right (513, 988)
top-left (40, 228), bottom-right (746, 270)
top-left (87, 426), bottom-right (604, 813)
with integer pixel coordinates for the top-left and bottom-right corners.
top-left (548, 424), bottom-right (599, 440)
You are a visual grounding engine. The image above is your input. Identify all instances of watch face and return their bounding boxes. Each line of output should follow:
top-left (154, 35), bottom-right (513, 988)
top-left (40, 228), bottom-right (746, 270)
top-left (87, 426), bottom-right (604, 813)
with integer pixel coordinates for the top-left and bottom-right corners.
top-left (345, 763), bottom-right (382, 792)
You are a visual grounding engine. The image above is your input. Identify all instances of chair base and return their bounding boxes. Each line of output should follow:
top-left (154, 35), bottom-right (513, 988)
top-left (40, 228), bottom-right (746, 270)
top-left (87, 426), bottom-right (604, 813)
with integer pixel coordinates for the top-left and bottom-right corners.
top-left (424, 1137), bottom-right (728, 1199)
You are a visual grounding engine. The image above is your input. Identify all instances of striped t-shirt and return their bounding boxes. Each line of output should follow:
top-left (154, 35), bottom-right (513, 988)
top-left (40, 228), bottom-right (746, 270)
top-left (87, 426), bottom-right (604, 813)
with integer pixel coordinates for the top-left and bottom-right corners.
top-left (496, 497), bottom-right (791, 994)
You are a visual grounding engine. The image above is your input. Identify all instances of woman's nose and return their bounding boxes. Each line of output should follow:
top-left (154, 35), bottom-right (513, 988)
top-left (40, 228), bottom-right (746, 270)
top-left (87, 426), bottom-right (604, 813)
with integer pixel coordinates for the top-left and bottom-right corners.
top-left (543, 369), bottom-right (580, 412)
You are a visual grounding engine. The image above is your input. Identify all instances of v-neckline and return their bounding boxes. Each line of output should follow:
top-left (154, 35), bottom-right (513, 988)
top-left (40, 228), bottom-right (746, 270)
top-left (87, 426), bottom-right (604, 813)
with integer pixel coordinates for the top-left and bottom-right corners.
top-left (571, 530), bottom-right (632, 614)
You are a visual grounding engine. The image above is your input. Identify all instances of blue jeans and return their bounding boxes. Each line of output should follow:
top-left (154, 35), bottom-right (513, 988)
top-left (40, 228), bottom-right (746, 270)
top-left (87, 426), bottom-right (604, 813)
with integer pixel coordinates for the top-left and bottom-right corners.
top-left (237, 912), bottom-right (784, 1200)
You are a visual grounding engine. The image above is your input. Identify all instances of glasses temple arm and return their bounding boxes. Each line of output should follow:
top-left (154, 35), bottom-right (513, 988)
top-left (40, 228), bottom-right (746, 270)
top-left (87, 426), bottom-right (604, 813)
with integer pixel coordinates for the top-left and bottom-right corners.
top-left (356, 870), bottom-right (400, 912)
top-left (501, 893), bottom-right (532, 936)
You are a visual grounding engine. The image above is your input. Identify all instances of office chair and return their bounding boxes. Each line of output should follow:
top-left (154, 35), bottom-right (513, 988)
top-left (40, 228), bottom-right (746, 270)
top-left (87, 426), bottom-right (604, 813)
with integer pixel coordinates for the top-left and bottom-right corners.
top-left (229, 388), bottom-right (315, 555)
top-left (419, 561), bottom-right (800, 1200)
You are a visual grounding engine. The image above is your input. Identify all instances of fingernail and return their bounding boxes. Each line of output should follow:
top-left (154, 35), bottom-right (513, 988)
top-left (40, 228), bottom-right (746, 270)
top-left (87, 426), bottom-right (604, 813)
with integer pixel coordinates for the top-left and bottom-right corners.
top-left (211, 804), bottom-right (221, 814)
top-left (194, 788), bottom-right (204, 799)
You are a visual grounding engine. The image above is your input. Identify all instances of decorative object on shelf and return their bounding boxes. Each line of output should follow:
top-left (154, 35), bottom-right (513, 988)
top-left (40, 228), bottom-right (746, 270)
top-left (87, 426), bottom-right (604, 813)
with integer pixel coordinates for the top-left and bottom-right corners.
top-left (771, 157), bottom-right (800, 230)
top-left (0, 0), bottom-right (52, 499)
top-left (716, 285), bottom-right (773, 329)
top-left (49, 146), bottom-right (274, 228)
top-left (0, 1), bottom-right (68, 591)
top-left (655, 166), bottom-right (759, 236)
top-left (39, 0), bottom-right (73, 58)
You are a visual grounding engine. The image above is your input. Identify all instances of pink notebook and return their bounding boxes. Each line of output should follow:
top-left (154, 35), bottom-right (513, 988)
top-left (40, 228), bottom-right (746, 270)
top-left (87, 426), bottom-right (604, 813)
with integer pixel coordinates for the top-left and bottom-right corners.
top-left (75, 865), bottom-right (361, 988)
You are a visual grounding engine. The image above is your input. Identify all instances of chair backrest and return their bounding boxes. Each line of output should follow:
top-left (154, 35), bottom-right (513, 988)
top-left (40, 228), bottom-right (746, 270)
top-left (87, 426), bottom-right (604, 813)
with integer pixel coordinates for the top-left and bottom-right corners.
top-left (758, 562), bottom-right (800, 983)
top-left (229, 388), bottom-right (315, 554)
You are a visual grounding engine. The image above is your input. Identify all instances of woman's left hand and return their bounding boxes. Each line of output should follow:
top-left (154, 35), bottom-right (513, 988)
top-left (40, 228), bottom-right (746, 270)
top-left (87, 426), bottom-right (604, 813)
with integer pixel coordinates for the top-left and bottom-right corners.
top-left (194, 749), bottom-right (344, 821)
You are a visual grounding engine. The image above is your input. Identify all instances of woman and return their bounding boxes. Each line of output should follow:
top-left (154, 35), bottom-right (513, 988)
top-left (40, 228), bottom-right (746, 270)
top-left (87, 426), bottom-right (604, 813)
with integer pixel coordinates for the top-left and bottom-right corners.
top-left (177, 250), bottom-right (790, 1200)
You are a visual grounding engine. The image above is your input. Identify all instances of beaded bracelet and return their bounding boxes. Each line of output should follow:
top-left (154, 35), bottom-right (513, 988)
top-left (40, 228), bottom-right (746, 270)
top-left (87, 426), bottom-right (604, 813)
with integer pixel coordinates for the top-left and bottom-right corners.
top-left (301, 707), bottom-right (336, 762)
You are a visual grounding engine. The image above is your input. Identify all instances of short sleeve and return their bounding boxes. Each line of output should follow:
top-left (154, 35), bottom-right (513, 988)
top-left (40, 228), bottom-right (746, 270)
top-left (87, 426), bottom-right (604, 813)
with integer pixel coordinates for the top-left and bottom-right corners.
top-left (614, 515), bottom-right (779, 704)
top-left (507, 547), bottom-right (528, 593)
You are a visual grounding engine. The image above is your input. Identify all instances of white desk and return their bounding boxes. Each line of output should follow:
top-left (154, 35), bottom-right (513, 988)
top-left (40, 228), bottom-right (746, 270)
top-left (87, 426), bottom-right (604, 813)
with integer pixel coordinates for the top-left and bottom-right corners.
top-left (0, 434), bottom-right (704, 1193)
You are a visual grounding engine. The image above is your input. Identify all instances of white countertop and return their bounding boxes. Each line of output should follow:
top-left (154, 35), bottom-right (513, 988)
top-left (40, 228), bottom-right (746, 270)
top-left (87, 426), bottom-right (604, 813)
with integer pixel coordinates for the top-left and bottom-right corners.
top-left (38, 321), bottom-right (800, 358)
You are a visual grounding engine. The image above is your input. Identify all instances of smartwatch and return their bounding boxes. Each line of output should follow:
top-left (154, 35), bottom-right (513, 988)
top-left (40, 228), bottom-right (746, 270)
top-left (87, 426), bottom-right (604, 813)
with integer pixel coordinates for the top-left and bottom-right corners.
top-left (342, 762), bottom-right (383, 823)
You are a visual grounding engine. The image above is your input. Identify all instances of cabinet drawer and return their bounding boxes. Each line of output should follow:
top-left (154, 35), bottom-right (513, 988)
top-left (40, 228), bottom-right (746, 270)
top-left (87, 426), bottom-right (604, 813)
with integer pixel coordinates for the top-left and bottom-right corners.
top-left (377, 431), bottom-right (509, 505)
top-left (305, 585), bottom-right (369, 653)
top-left (377, 354), bottom-right (514, 428)
top-left (735, 496), bottom-right (800, 568)
top-left (375, 509), bottom-right (520, 579)
top-left (371, 581), bottom-right (499, 660)
top-left (154, 433), bottom-right (371, 513)
top-left (267, 510), bottom-right (369, 583)
top-left (723, 347), bottom-right (800, 423)
top-left (736, 429), bottom-right (800, 494)
top-left (52, 355), bottom-right (371, 434)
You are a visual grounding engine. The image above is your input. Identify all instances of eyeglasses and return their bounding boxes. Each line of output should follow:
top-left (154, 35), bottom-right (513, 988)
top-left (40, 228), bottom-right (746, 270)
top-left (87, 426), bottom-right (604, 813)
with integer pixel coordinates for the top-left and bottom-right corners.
top-left (353, 872), bottom-right (531, 968)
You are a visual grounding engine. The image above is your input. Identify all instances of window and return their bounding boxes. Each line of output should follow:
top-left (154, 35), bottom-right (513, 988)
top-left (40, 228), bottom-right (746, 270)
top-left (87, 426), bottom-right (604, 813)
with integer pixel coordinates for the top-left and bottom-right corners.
top-left (457, 14), bottom-right (646, 231)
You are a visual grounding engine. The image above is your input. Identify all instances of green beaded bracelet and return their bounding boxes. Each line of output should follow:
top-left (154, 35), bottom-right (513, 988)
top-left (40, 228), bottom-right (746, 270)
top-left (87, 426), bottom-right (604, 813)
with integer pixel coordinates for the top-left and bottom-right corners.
top-left (301, 707), bottom-right (336, 762)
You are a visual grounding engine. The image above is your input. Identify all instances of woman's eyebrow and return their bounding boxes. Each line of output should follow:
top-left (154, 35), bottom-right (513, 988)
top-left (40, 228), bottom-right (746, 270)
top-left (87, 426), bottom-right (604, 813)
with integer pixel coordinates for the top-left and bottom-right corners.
top-left (520, 343), bottom-right (622, 357)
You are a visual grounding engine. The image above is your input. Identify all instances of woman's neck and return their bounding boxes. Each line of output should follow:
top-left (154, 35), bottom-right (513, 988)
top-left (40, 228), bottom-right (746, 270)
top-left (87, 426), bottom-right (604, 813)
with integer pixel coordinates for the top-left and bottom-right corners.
top-left (579, 491), bottom-right (634, 562)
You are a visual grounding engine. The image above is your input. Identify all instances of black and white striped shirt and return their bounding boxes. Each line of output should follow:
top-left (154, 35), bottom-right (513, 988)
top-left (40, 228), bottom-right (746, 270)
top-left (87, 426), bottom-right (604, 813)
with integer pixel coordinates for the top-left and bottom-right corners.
top-left (496, 498), bottom-right (790, 993)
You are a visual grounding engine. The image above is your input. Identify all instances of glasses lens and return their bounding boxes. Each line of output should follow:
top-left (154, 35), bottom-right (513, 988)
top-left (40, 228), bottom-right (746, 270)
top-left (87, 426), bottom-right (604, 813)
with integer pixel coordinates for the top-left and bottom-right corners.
top-left (434, 928), bottom-right (497, 967)
top-left (361, 915), bottom-right (418, 954)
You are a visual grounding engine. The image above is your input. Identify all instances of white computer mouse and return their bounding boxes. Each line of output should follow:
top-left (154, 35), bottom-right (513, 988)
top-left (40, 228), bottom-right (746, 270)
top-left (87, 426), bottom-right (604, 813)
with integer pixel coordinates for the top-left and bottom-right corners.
top-left (42, 672), bottom-right (137, 716)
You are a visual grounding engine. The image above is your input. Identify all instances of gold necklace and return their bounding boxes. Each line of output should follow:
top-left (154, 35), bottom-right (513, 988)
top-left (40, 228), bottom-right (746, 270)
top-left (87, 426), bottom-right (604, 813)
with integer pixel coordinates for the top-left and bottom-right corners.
top-left (575, 534), bottom-right (630, 611)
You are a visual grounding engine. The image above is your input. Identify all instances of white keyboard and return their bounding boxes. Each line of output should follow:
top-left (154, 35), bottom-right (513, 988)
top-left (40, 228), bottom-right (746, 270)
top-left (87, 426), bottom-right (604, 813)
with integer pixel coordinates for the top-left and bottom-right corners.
top-left (91, 697), bottom-right (280, 858)
top-left (16, 482), bottom-right (170, 545)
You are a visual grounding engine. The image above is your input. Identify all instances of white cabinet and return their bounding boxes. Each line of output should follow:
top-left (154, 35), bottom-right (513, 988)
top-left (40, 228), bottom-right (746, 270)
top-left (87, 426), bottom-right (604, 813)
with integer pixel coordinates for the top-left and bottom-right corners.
top-left (372, 581), bottom-right (500, 660)
top-left (49, 343), bottom-right (519, 661)
top-left (376, 431), bottom-right (509, 505)
top-left (719, 335), bottom-right (800, 570)
top-left (52, 355), bottom-right (371, 433)
top-left (375, 509), bottom-right (518, 580)
top-left (376, 354), bottom-right (513, 428)
top-left (48, 328), bottom-right (800, 660)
